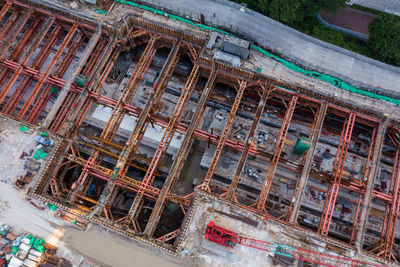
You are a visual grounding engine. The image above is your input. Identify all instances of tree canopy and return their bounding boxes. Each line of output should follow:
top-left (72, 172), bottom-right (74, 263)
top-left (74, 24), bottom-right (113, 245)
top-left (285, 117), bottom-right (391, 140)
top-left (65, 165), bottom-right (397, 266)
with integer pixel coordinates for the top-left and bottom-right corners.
top-left (368, 14), bottom-right (400, 66)
top-left (235, 0), bottom-right (346, 24)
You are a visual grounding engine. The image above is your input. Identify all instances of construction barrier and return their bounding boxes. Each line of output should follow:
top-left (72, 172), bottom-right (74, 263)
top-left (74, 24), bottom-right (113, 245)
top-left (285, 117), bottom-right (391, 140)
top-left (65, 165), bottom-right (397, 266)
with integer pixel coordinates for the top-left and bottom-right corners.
top-left (114, 0), bottom-right (400, 106)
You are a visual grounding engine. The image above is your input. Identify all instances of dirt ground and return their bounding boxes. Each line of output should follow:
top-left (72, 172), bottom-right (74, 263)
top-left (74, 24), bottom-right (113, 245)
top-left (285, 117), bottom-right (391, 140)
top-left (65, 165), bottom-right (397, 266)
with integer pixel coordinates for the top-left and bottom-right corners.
top-left (320, 7), bottom-right (375, 36)
top-left (0, 116), bottom-right (184, 267)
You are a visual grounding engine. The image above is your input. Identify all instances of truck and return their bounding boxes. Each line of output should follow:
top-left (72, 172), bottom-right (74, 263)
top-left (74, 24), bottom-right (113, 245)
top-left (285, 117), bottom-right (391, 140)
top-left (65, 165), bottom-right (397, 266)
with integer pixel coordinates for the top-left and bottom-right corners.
top-left (34, 135), bottom-right (51, 146)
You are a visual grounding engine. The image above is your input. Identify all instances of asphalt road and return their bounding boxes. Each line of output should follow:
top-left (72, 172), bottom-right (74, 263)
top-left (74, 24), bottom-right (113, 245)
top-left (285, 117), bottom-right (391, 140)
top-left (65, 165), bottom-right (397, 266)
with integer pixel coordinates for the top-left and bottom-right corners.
top-left (139, 0), bottom-right (400, 96)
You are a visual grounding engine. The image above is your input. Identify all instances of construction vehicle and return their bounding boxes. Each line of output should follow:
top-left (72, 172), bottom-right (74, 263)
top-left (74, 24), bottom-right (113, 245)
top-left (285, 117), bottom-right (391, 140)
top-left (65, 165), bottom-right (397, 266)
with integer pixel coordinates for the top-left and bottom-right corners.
top-left (204, 221), bottom-right (381, 267)
top-left (15, 171), bottom-right (33, 189)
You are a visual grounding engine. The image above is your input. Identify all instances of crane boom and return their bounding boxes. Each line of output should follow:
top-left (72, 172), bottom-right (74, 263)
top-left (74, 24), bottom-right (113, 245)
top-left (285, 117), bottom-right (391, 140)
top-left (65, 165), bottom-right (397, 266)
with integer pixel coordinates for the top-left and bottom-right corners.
top-left (204, 221), bottom-right (381, 267)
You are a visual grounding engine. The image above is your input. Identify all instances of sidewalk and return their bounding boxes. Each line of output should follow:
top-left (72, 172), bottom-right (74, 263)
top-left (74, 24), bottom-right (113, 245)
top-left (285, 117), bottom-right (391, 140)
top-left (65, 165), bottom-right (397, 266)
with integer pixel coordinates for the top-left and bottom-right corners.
top-left (348, 0), bottom-right (400, 16)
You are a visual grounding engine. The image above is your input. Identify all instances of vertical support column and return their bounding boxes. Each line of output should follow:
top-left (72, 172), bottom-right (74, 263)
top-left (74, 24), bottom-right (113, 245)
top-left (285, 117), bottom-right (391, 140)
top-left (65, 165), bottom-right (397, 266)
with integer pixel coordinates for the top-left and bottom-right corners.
top-left (2, 25), bottom-right (63, 115)
top-left (353, 121), bottom-right (387, 250)
top-left (225, 83), bottom-right (271, 202)
top-left (0, 8), bottom-right (32, 59)
top-left (58, 37), bottom-right (118, 136)
top-left (201, 80), bottom-right (247, 191)
top-left (256, 95), bottom-right (298, 212)
top-left (0, 1), bottom-right (11, 21)
top-left (0, 12), bottom-right (18, 41)
top-left (125, 64), bottom-right (199, 228)
top-left (87, 38), bottom-right (180, 218)
top-left (287, 102), bottom-right (328, 224)
top-left (17, 23), bottom-right (78, 120)
top-left (0, 16), bottom-right (55, 107)
top-left (67, 36), bottom-right (158, 204)
top-left (318, 113), bottom-right (356, 236)
top-left (43, 24), bottom-right (101, 128)
top-left (379, 135), bottom-right (400, 260)
top-left (144, 66), bottom-right (216, 237)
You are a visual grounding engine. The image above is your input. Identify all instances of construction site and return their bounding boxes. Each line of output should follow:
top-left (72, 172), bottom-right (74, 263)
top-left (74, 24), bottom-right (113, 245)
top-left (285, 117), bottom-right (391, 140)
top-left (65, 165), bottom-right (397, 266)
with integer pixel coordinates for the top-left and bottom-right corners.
top-left (0, 0), bottom-right (400, 266)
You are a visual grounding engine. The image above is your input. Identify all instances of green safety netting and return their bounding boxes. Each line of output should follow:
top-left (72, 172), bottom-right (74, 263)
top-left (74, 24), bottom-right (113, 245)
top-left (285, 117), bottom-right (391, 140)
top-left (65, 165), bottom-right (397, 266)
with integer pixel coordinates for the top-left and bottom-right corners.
top-left (41, 132), bottom-right (49, 137)
top-left (114, 0), bottom-right (400, 107)
top-left (95, 8), bottom-right (108, 14)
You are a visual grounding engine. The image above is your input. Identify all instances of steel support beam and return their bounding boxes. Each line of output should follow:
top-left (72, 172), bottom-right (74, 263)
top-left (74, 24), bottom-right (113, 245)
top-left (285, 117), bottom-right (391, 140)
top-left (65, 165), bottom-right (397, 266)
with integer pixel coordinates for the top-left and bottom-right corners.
top-left (125, 63), bottom-right (199, 229)
top-left (355, 119), bottom-right (388, 251)
top-left (2, 26), bottom-right (63, 115)
top-left (201, 80), bottom-right (247, 191)
top-left (17, 23), bottom-right (78, 120)
top-left (287, 101), bottom-right (328, 224)
top-left (58, 37), bottom-right (119, 136)
top-left (144, 66), bottom-right (216, 236)
top-left (0, 16), bottom-right (54, 109)
top-left (87, 38), bottom-right (180, 217)
top-left (26, 33), bottom-right (85, 124)
top-left (43, 24), bottom-right (102, 127)
top-left (225, 82), bottom-right (271, 202)
top-left (256, 95), bottom-right (298, 211)
top-left (318, 113), bottom-right (356, 236)
top-left (67, 36), bottom-right (158, 203)
top-left (0, 1), bottom-right (11, 21)
top-left (0, 8), bottom-right (32, 59)
top-left (378, 141), bottom-right (400, 260)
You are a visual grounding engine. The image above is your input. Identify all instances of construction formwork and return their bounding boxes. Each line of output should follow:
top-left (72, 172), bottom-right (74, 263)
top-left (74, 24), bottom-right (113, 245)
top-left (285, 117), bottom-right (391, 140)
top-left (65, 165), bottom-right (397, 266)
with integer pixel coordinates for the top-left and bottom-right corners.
top-left (0, 0), bottom-right (399, 265)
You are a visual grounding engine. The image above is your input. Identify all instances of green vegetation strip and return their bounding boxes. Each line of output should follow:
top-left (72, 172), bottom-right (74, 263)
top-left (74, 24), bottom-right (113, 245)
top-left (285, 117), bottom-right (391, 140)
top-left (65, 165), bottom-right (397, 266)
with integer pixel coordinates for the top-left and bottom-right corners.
top-left (114, 0), bottom-right (400, 106)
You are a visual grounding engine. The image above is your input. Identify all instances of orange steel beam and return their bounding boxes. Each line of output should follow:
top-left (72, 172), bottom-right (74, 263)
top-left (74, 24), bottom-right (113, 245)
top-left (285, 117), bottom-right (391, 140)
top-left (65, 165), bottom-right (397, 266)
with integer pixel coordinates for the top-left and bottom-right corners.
top-left (125, 63), bottom-right (199, 228)
top-left (287, 101), bottom-right (328, 224)
top-left (68, 36), bottom-right (159, 204)
top-left (83, 142), bottom-right (162, 176)
top-left (225, 82), bottom-right (272, 202)
top-left (81, 40), bottom-right (106, 77)
top-left (0, 18), bottom-right (41, 93)
top-left (2, 26), bottom-right (63, 115)
top-left (88, 39), bottom-right (181, 219)
top-left (144, 65), bottom-right (217, 237)
top-left (100, 35), bottom-right (158, 141)
top-left (318, 113), bottom-right (356, 236)
top-left (65, 153), bottom-right (189, 207)
top-left (16, 23), bottom-right (78, 120)
top-left (0, 12), bottom-right (18, 43)
top-left (0, 16), bottom-right (54, 110)
top-left (27, 34), bottom-right (86, 124)
top-left (43, 24), bottom-right (102, 129)
top-left (0, 1), bottom-right (11, 20)
top-left (201, 80), bottom-right (247, 191)
top-left (55, 36), bottom-right (116, 135)
top-left (378, 144), bottom-right (400, 260)
top-left (8, 20), bottom-right (41, 62)
top-left (0, 10), bottom-right (32, 89)
top-left (352, 121), bottom-right (386, 248)
top-left (0, 8), bottom-right (32, 59)
top-left (156, 228), bottom-right (180, 243)
top-left (256, 95), bottom-right (298, 212)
